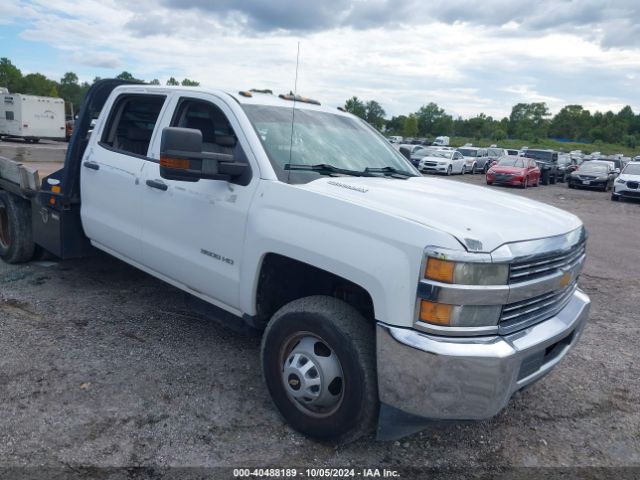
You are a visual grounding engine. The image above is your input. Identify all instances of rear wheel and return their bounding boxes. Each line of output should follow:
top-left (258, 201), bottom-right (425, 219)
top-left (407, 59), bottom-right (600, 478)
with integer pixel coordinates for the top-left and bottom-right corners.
top-left (261, 296), bottom-right (377, 444)
top-left (0, 191), bottom-right (35, 264)
top-left (541, 171), bottom-right (550, 185)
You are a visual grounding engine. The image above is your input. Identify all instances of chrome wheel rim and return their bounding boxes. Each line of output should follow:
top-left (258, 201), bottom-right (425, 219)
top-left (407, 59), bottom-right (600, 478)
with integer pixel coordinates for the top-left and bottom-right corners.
top-left (280, 332), bottom-right (344, 418)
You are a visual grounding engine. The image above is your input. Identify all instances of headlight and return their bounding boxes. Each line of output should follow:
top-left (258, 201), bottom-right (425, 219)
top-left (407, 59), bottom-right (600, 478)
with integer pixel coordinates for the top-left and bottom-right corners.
top-left (596, 176), bottom-right (608, 181)
top-left (617, 178), bottom-right (626, 184)
top-left (419, 301), bottom-right (501, 327)
top-left (425, 257), bottom-right (509, 285)
top-left (438, 162), bottom-right (447, 165)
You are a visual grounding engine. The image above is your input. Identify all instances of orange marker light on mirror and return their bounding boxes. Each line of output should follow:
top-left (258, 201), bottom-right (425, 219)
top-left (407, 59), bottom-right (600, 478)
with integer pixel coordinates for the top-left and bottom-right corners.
top-left (160, 156), bottom-right (190, 169)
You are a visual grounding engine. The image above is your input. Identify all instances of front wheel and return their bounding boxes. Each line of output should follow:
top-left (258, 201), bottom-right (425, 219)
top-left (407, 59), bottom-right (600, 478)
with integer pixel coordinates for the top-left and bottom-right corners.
top-left (446, 165), bottom-right (452, 176)
top-left (261, 296), bottom-right (377, 443)
top-left (521, 177), bottom-right (528, 189)
top-left (611, 193), bottom-right (619, 201)
top-left (472, 163), bottom-right (478, 174)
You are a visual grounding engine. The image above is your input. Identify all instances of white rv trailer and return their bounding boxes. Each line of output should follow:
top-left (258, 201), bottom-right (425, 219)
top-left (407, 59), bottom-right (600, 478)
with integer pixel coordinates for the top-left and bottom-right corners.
top-left (0, 92), bottom-right (65, 142)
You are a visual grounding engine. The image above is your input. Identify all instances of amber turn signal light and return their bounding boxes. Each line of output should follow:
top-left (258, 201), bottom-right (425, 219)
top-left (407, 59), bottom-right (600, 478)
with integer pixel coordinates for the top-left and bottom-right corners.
top-left (419, 300), bottom-right (452, 326)
top-left (425, 257), bottom-right (455, 283)
top-left (160, 156), bottom-right (190, 169)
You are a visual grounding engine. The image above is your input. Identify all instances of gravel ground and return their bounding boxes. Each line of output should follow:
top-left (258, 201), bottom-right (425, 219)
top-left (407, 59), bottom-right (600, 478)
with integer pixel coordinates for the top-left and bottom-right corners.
top-left (1, 146), bottom-right (639, 475)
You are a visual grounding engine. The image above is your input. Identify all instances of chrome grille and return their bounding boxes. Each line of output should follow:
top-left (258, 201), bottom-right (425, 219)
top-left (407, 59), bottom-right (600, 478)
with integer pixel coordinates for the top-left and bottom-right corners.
top-left (499, 281), bottom-right (578, 335)
top-left (509, 241), bottom-right (586, 283)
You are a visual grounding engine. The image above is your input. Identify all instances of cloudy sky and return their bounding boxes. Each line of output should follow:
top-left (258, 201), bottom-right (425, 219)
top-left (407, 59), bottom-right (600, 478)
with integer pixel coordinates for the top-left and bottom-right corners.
top-left (2, 0), bottom-right (640, 118)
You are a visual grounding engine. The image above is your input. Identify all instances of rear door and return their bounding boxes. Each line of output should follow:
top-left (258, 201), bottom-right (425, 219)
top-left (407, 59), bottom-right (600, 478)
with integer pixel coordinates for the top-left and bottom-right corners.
top-left (80, 93), bottom-right (167, 262)
top-left (139, 93), bottom-right (257, 310)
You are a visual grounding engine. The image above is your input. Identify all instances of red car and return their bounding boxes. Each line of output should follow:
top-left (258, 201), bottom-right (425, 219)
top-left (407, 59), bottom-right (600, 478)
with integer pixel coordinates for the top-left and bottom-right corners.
top-left (486, 156), bottom-right (540, 188)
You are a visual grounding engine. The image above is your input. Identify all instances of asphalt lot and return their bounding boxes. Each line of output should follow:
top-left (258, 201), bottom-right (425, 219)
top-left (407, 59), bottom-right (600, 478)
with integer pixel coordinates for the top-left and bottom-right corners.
top-left (0, 142), bottom-right (639, 473)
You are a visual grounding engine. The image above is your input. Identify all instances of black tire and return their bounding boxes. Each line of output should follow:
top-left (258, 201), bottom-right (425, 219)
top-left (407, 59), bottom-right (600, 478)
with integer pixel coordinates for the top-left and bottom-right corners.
top-left (261, 296), bottom-right (377, 444)
top-left (32, 138), bottom-right (40, 144)
top-left (521, 177), bottom-right (528, 189)
top-left (568, 182), bottom-right (574, 189)
top-left (472, 163), bottom-right (477, 174)
top-left (611, 193), bottom-right (619, 201)
top-left (550, 173), bottom-right (557, 185)
top-left (541, 171), bottom-right (550, 185)
top-left (0, 191), bottom-right (35, 264)
top-left (446, 165), bottom-right (452, 176)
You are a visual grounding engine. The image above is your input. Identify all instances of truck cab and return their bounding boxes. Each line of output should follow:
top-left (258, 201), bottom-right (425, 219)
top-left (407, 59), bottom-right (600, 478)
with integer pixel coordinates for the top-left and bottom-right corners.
top-left (0, 81), bottom-right (591, 442)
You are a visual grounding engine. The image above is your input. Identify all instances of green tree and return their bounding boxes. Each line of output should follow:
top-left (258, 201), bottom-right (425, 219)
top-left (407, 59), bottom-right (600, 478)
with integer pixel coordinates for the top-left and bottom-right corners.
top-left (403, 115), bottom-right (418, 138)
top-left (364, 100), bottom-right (386, 130)
top-left (386, 115), bottom-right (407, 135)
top-left (181, 78), bottom-right (200, 86)
top-left (58, 71), bottom-right (83, 115)
top-left (149, 78), bottom-right (161, 85)
top-left (548, 105), bottom-right (592, 141)
top-left (166, 77), bottom-right (180, 86)
top-left (115, 71), bottom-right (136, 81)
top-left (0, 57), bottom-right (23, 92)
top-left (21, 73), bottom-right (57, 96)
top-left (415, 102), bottom-right (453, 136)
top-left (509, 102), bottom-right (550, 139)
top-left (344, 96), bottom-right (366, 119)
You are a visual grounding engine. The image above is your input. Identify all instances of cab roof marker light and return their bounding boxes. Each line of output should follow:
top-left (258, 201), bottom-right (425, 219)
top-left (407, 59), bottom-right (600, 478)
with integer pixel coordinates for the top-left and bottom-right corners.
top-left (278, 93), bottom-right (321, 105)
top-left (238, 91), bottom-right (253, 98)
top-left (250, 89), bottom-right (273, 94)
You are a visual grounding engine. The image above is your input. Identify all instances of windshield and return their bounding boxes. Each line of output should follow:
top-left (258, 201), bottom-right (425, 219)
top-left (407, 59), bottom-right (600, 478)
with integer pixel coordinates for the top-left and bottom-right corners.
top-left (458, 148), bottom-right (478, 157)
top-left (524, 150), bottom-right (554, 161)
top-left (428, 150), bottom-right (454, 159)
top-left (622, 164), bottom-right (640, 175)
top-left (487, 148), bottom-right (503, 156)
top-left (412, 147), bottom-right (439, 158)
top-left (579, 163), bottom-right (607, 174)
top-left (497, 157), bottom-right (524, 167)
top-left (242, 105), bottom-right (418, 183)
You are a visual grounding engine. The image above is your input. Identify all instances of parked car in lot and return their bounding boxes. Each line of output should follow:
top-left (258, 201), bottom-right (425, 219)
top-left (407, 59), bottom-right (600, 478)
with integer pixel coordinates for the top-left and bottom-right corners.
top-left (506, 148), bottom-right (520, 156)
top-left (0, 80), bottom-right (591, 443)
top-left (408, 146), bottom-right (441, 167)
top-left (611, 161), bottom-right (640, 201)
top-left (486, 147), bottom-right (508, 172)
top-left (457, 146), bottom-right (488, 174)
top-left (567, 161), bottom-right (616, 191)
top-left (556, 154), bottom-right (574, 182)
top-left (418, 149), bottom-right (465, 175)
top-left (486, 156), bottom-right (540, 188)
top-left (523, 149), bottom-right (559, 185)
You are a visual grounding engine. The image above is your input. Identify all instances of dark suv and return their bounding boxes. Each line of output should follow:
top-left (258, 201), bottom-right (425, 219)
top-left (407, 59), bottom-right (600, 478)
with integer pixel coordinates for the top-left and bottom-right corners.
top-left (524, 149), bottom-right (559, 185)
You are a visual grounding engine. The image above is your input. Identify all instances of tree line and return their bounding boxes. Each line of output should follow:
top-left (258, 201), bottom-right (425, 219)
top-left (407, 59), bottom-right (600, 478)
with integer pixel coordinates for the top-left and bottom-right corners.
top-left (0, 58), bottom-right (199, 117)
top-left (344, 96), bottom-right (640, 148)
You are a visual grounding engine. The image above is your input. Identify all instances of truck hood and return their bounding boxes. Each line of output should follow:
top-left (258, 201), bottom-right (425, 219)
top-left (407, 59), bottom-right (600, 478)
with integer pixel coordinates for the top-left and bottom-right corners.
top-left (301, 176), bottom-right (582, 253)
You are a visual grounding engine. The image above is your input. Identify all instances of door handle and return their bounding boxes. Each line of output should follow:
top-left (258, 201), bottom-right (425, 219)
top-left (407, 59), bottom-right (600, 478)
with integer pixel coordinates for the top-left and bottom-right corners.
top-left (83, 161), bottom-right (100, 171)
top-left (146, 179), bottom-right (168, 191)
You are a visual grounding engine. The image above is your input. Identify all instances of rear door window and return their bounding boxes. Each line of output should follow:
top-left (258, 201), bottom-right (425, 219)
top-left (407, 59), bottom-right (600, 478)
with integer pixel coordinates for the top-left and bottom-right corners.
top-left (101, 94), bottom-right (166, 157)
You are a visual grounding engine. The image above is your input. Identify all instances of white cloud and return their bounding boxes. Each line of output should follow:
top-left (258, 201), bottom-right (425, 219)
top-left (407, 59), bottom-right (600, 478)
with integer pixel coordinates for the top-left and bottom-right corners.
top-left (5, 0), bottom-right (640, 118)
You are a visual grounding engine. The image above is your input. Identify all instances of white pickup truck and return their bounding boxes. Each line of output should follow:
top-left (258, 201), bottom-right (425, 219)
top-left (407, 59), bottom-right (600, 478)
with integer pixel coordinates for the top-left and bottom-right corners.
top-left (0, 80), bottom-right (590, 442)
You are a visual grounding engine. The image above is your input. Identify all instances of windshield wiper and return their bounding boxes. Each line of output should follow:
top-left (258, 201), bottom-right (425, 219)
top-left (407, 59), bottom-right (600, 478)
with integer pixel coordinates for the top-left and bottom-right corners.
top-left (364, 166), bottom-right (418, 177)
top-left (285, 163), bottom-right (375, 177)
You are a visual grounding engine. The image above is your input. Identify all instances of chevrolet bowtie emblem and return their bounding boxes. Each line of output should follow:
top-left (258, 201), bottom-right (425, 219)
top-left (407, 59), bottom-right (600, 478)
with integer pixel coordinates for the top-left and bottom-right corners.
top-left (559, 271), bottom-right (572, 287)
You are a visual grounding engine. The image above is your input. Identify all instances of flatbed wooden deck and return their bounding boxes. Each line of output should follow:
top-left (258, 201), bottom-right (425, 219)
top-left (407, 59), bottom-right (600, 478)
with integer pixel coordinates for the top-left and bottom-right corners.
top-left (0, 156), bottom-right (64, 192)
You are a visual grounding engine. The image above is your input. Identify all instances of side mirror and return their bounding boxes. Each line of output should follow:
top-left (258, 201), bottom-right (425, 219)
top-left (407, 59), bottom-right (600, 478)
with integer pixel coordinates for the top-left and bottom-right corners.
top-left (160, 127), bottom-right (248, 182)
top-left (399, 146), bottom-right (411, 160)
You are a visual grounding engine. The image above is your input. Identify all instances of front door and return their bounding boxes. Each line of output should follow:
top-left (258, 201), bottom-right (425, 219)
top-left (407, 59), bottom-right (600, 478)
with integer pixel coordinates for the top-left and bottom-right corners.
top-left (140, 94), bottom-right (257, 311)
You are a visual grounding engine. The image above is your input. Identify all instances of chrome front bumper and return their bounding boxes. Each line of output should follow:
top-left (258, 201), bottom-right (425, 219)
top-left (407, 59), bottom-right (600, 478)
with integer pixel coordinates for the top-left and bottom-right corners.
top-left (376, 289), bottom-right (590, 421)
